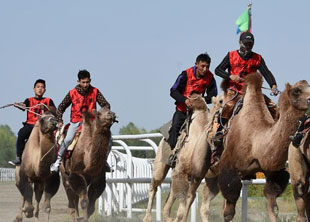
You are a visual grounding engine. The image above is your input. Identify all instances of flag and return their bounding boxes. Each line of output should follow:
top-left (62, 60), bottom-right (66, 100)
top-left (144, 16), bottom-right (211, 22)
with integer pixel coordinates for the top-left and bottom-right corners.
top-left (236, 6), bottom-right (252, 34)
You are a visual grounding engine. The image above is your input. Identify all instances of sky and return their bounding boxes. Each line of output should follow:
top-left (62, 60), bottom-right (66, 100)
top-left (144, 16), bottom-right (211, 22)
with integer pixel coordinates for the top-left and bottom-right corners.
top-left (0, 1), bottom-right (309, 135)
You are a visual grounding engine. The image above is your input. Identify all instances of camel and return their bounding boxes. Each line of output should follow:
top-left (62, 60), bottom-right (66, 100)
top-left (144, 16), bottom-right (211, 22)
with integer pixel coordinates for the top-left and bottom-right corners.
top-left (143, 93), bottom-right (224, 222)
top-left (60, 107), bottom-right (116, 222)
top-left (14, 111), bottom-right (60, 222)
top-left (200, 73), bottom-right (310, 222)
top-left (288, 130), bottom-right (310, 222)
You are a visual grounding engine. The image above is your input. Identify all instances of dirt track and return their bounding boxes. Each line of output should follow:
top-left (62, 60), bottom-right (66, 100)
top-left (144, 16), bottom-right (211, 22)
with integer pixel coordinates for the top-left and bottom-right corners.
top-left (1, 181), bottom-right (71, 222)
top-left (0, 181), bottom-right (144, 222)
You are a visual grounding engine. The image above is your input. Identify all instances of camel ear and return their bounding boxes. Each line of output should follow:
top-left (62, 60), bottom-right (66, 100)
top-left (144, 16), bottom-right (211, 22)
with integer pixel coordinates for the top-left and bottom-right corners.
top-left (285, 83), bottom-right (291, 92)
top-left (91, 109), bottom-right (97, 116)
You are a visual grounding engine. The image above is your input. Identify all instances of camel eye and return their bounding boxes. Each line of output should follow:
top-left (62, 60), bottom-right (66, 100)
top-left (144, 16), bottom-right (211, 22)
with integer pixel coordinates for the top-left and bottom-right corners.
top-left (292, 87), bottom-right (301, 96)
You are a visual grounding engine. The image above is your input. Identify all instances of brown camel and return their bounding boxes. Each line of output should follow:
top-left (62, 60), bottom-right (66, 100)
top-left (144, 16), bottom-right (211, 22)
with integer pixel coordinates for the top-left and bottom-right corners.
top-left (288, 131), bottom-right (310, 222)
top-left (200, 73), bottom-right (310, 222)
top-left (143, 94), bottom-right (224, 222)
top-left (14, 111), bottom-right (60, 222)
top-left (60, 107), bottom-right (116, 222)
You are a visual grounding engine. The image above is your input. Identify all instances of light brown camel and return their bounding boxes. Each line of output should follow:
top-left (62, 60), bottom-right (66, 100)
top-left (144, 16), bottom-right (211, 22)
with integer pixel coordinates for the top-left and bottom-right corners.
top-left (14, 111), bottom-right (60, 222)
top-left (143, 94), bottom-right (224, 222)
top-left (288, 130), bottom-right (310, 222)
top-left (60, 107), bottom-right (116, 222)
top-left (200, 73), bottom-right (310, 222)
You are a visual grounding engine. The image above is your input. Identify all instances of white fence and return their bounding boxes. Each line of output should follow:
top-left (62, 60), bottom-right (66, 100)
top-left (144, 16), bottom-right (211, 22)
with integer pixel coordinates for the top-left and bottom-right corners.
top-left (0, 167), bottom-right (15, 181)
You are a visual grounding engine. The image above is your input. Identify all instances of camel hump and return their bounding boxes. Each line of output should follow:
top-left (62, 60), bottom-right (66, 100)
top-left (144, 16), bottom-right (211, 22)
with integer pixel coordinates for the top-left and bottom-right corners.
top-left (242, 72), bottom-right (263, 93)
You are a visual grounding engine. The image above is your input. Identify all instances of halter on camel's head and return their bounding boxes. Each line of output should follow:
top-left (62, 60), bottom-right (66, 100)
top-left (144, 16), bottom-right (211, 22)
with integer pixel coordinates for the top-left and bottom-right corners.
top-left (188, 92), bottom-right (208, 112)
top-left (37, 111), bottom-right (59, 134)
top-left (279, 80), bottom-right (310, 112)
top-left (91, 107), bottom-right (117, 128)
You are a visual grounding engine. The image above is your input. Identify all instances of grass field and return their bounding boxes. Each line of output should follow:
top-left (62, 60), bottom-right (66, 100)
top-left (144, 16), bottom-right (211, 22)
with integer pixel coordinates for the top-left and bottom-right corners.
top-left (1, 181), bottom-right (298, 222)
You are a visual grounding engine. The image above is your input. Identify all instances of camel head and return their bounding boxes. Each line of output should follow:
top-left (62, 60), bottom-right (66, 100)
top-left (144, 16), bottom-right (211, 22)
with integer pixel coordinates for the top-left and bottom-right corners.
top-left (38, 112), bottom-right (58, 134)
top-left (279, 80), bottom-right (310, 112)
top-left (189, 93), bottom-right (207, 111)
top-left (94, 107), bottom-right (117, 129)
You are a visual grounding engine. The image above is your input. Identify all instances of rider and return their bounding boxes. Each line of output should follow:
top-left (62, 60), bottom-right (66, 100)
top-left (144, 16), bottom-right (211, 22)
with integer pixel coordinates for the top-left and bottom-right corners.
top-left (213, 32), bottom-right (279, 143)
top-left (167, 53), bottom-right (218, 167)
top-left (50, 69), bottom-right (111, 173)
top-left (290, 106), bottom-right (310, 148)
top-left (9, 79), bottom-right (56, 166)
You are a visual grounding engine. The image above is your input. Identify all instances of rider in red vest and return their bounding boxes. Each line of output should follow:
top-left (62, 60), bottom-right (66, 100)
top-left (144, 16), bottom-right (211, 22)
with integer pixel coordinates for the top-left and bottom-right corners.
top-left (212, 32), bottom-right (279, 152)
top-left (167, 53), bottom-right (217, 167)
top-left (50, 70), bottom-right (111, 173)
top-left (9, 79), bottom-right (56, 166)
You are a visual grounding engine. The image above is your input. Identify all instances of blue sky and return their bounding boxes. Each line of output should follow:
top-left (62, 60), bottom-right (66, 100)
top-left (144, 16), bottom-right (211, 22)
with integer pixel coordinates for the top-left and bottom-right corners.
top-left (0, 1), bottom-right (309, 135)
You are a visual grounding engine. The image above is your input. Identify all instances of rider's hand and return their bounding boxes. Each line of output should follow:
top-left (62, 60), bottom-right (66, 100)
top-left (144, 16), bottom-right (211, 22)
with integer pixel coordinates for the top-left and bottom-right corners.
top-left (230, 75), bottom-right (243, 82)
top-left (185, 99), bottom-right (192, 108)
top-left (14, 102), bottom-right (26, 110)
top-left (58, 120), bottom-right (63, 128)
top-left (271, 85), bottom-right (279, 96)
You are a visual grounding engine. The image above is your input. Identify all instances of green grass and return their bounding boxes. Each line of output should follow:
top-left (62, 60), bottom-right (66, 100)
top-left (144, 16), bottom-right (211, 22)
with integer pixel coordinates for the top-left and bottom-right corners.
top-left (100, 184), bottom-right (298, 222)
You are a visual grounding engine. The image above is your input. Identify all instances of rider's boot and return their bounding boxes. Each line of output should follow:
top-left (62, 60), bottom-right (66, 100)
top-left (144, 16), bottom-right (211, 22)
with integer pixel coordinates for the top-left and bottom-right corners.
top-left (8, 156), bottom-right (21, 166)
top-left (289, 132), bottom-right (303, 148)
top-left (50, 154), bottom-right (62, 173)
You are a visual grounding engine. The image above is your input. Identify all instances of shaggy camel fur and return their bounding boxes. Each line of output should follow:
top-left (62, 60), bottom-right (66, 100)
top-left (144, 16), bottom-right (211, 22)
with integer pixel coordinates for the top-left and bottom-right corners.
top-left (143, 94), bottom-right (224, 222)
top-left (200, 73), bottom-right (310, 222)
top-left (289, 130), bottom-right (310, 222)
top-left (60, 107), bottom-right (116, 222)
top-left (14, 112), bottom-right (59, 222)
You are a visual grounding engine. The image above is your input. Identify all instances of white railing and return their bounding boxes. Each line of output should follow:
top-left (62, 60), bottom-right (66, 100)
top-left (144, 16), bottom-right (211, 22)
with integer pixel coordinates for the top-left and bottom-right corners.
top-left (0, 167), bottom-right (15, 181)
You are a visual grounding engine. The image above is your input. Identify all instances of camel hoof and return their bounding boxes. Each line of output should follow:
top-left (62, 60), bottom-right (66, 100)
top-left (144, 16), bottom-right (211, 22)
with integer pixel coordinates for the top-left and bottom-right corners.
top-left (77, 217), bottom-right (88, 222)
top-left (24, 211), bottom-right (33, 218)
top-left (45, 207), bottom-right (51, 214)
top-left (224, 215), bottom-right (233, 222)
top-left (163, 218), bottom-right (173, 222)
top-left (13, 218), bottom-right (22, 222)
top-left (272, 205), bottom-right (279, 217)
top-left (297, 217), bottom-right (307, 222)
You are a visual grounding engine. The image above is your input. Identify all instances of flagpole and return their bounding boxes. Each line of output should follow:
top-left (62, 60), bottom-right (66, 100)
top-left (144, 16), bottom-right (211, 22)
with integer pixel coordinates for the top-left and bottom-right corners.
top-left (248, 3), bottom-right (252, 32)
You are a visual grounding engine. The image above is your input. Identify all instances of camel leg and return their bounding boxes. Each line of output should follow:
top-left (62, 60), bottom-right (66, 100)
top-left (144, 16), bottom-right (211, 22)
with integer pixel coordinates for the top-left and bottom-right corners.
top-left (43, 173), bottom-right (60, 222)
top-left (218, 168), bottom-right (242, 221)
top-left (162, 172), bottom-right (189, 222)
top-left (33, 182), bottom-right (44, 222)
top-left (162, 181), bottom-right (178, 222)
top-left (18, 170), bottom-right (34, 218)
top-left (61, 172), bottom-right (80, 221)
top-left (13, 197), bottom-right (25, 222)
top-left (68, 173), bottom-right (88, 222)
top-left (200, 177), bottom-right (220, 222)
top-left (143, 161), bottom-right (170, 222)
top-left (264, 170), bottom-right (290, 222)
top-left (178, 178), bottom-right (202, 222)
top-left (87, 173), bottom-right (106, 218)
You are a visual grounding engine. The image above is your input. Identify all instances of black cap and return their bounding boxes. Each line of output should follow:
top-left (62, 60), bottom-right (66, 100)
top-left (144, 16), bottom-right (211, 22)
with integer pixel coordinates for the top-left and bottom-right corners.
top-left (240, 32), bottom-right (254, 44)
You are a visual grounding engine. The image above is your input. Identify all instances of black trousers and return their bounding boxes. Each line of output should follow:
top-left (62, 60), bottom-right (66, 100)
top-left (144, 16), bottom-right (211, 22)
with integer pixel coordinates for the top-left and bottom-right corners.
top-left (167, 109), bottom-right (187, 150)
top-left (16, 124), bottom-right (34, 157)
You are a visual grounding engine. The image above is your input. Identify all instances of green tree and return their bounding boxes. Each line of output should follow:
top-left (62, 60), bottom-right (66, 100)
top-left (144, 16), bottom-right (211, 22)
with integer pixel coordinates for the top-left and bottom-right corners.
top-left (0, 125), bottom-right (16, 168)
top-left (117, 122), bottom-right (160, 158)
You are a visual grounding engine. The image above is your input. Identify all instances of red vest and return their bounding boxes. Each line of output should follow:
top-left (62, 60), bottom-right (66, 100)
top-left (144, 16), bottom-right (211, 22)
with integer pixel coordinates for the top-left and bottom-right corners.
top-left (69, 87), bottom-right (98, 123)
top-left (228, 50), bottom-right (261, 93)
top-left (26, 97), bottom-right (51, 125)
top-left (176, 67), bottom-right (214, 112)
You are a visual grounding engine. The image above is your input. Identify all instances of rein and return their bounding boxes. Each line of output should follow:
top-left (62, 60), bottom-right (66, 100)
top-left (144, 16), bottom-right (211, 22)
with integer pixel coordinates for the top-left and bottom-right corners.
top-left (14, 103), bottom-right (52, 117)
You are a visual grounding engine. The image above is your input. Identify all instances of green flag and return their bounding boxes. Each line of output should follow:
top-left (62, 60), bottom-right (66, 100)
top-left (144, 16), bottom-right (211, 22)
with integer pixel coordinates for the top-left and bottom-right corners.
top-left (236, 9), bottom-right (250, 33)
